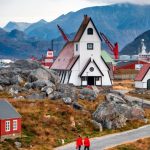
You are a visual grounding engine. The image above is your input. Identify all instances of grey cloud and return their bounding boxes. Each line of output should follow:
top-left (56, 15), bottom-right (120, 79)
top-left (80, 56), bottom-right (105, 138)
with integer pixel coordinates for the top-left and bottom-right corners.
top-left (86, 0), bottom-right (150, 5)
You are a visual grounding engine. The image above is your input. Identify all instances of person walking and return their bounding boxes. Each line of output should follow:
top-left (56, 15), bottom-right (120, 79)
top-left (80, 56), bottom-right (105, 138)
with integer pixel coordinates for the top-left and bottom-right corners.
top-left (84, 136), bottom-right (90, 150)
top-left (76, 135), bottom-right (83, 150)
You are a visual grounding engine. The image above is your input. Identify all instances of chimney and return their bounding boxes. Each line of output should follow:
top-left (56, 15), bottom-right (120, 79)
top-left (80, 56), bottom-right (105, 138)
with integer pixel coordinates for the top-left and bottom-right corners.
top-left (84, 14), bottom-right (88, 19)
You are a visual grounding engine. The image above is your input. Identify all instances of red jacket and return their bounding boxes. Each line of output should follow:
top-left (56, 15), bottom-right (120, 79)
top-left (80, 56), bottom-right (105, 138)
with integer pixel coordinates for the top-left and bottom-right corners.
top-left (76, 137), bottom-right (83, 147)
top-left (84, 138), bottom-right (90, 147)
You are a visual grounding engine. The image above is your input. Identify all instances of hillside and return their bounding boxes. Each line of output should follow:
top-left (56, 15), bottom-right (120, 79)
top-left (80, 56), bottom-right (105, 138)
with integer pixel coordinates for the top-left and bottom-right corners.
top-left (0, 28), bottom-right (51, 59)
top-left (121, 30), bottom-right (150, 55)
top-left (23, 3), bottom-right (150, 50)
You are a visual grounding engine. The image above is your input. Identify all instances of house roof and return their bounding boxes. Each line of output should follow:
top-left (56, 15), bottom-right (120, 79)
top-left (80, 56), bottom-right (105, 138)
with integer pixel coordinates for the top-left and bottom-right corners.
top-left (135, 64), bottom-right (150, 81)
top-left (0, 100), bottom-right (21, 119)
top-left (101, 50), bottom-right (116, 65)
top-left (74, 15), bottom-right (102, 42)
top-left (116, 60), bottom-right (149, 68)
top-left (51, 42), bottom-right (74, 70)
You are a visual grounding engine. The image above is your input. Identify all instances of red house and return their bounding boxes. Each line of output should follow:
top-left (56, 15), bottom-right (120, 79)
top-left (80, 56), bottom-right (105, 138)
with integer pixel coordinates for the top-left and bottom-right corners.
top-left (115, 60), bottom-right (149, 70)
top-left (0, 100), bottom-right (21, 141)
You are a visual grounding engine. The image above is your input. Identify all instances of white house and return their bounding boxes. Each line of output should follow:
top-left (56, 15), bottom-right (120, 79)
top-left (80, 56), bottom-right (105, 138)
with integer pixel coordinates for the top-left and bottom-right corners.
top-left (51, 15), bottom-right (112, 86)
top-left (135, 64), bottom-right (150, 89)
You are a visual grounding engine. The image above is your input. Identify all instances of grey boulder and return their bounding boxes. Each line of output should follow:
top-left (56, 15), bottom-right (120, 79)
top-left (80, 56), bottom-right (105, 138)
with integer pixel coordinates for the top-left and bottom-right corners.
top-left (93, 92), bottom-right (145, 129)
top-left (49, 91), bottom-right (63, 100)
top-left (63, 97), bottom-right (72, 105)
top-left (11, 75), bottom-right (24, 85)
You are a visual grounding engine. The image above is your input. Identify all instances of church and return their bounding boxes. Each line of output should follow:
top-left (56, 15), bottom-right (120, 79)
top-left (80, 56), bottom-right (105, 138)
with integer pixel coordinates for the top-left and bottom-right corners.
top-left (51, 15), bottom-right (112, 86)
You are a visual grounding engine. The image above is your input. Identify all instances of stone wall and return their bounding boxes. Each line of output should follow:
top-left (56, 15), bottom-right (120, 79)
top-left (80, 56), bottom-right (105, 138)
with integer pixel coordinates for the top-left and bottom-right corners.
top-left (0, 133), bottom-right (21, 141)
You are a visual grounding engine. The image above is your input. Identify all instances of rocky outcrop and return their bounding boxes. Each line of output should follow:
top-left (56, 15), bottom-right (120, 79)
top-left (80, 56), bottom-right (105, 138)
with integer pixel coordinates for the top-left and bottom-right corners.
top-left (26, 93), bottom-right (46, 100)
top-left (0, 60), bottom-right (61, 99)
top-left (91, 120), bottom-right (103, 132)
top-left (79, 88), bottom-right (98, 101)
top-left (93, 92), bottom-right (145, 129)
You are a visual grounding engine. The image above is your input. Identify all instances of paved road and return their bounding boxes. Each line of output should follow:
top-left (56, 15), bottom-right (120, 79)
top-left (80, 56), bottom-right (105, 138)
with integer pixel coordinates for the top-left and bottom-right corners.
top-left (55, 125), bottom-right (150, 150)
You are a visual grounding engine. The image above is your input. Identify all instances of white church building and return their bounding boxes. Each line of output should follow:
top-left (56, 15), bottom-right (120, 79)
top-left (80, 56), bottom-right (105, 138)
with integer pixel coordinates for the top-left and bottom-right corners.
top-left (51, 15), bottom-right (112, 86)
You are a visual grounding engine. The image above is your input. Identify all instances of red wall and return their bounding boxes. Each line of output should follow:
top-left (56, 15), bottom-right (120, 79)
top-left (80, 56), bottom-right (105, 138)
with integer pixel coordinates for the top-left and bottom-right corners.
top-left (0, 118), bottom-right (21, 136)
top-left (116, 61), bottom-right (149, 70)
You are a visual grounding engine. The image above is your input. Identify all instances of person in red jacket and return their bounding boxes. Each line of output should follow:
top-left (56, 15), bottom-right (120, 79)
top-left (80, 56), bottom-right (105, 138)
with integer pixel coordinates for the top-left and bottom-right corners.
top-left (76, 135), bottom-right (83, 150)
top-left (84, 136), bottom-right (90, 150)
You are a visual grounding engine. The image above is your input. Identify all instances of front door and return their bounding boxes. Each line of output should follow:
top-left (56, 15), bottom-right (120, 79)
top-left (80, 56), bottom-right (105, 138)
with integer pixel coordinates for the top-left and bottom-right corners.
top-left (147, 79), bottom-right (150, 90)
top-left (87, 77), bottom-right (95, 85)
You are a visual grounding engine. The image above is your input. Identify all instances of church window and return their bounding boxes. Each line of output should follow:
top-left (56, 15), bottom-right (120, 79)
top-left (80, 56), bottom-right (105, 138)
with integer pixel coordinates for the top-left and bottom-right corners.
top-left (87, 43), bottom-right (93, 50)
top-left (89, 67), bottom-right (94, 72)
top-left (76, 44), bottom-right (78, 51)
top-left (87, 28), bottom-right (93, 35)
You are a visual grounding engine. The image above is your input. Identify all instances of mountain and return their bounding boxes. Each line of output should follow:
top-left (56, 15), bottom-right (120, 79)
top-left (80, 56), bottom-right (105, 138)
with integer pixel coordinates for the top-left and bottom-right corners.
top-left (24, 3), bottom-right (150, 50)
top-left (0, 28), bottom-right (52, 59)
top-left (24, 19), bottom-right (47, 39)
top-left (121, 30), bottom-right (150, 55)
top-left (4, 21), bottom-right (31, 32)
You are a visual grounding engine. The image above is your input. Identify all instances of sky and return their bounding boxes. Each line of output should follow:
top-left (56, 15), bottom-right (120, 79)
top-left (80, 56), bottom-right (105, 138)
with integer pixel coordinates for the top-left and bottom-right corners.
top-left (0, 0), bottom-right (150, 27)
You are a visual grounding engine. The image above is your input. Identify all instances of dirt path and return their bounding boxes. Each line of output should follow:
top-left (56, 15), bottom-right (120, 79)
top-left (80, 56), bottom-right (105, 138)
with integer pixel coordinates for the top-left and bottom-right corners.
top-left (55, 125), bottom-right (150, 150)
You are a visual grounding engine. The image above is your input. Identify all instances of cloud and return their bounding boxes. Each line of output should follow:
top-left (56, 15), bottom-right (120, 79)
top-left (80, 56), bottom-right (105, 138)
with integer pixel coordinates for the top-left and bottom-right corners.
top-left (86, 0), bottom-right (150, 5)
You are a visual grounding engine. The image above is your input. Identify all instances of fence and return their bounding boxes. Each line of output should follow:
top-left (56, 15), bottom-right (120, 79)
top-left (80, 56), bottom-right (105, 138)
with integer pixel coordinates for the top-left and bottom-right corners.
top-left (114, 74), bottom-right (137, 80)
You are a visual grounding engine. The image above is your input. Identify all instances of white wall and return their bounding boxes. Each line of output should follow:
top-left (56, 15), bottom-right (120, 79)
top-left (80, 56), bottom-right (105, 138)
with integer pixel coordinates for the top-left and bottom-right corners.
top-left (82, 61), bottom-right (102, 77)
top-left (101, 70), bottom-right (112, 86)
top-left (74, 42), bottom-right (80, 56)
top-left (135, 69), bottom-right (150, 89)
top-left (135, 81), bottom-right (146, 88)
top-left (96, 78), bottom-right (101, 85)
top-left (78, 21), bottom-right (101, 71)
top-left (82, 81), bottom-right (87, 86)
top-left (69, 59), bottom-right (81, 86)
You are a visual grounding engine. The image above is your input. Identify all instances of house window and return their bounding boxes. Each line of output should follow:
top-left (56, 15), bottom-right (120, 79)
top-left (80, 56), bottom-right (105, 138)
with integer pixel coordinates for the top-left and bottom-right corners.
top-left (13, 120), bottom-right (17, 131)
top-left (87, 43), bottom-right (93, 50)
top-left (5, 121), bottom-right (10, 132)
top-left (87, 28), bottom-right (93, 35)
top-left (82, 77), bottom-right (87, 81)
top-left (95, 77), bottom-right (99, 81)
top-left (76, 44), bottom-right (78, 51)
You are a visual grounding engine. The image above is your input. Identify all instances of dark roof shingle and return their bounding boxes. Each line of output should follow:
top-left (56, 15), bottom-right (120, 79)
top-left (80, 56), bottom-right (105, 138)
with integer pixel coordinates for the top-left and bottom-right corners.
top-left (74, 15), bottom-right (91, 42)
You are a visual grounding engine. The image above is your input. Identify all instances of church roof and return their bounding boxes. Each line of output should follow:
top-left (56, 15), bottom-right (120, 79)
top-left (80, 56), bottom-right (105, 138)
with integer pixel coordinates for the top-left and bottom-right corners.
top-left (74, 15), bottom-right (102, 42)
top-left (135, 64), bottom-right (150, 81)
top-left (51, 15), bottom-right (102, 70)
top-left (51, 42), bottom-right (74, 70)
